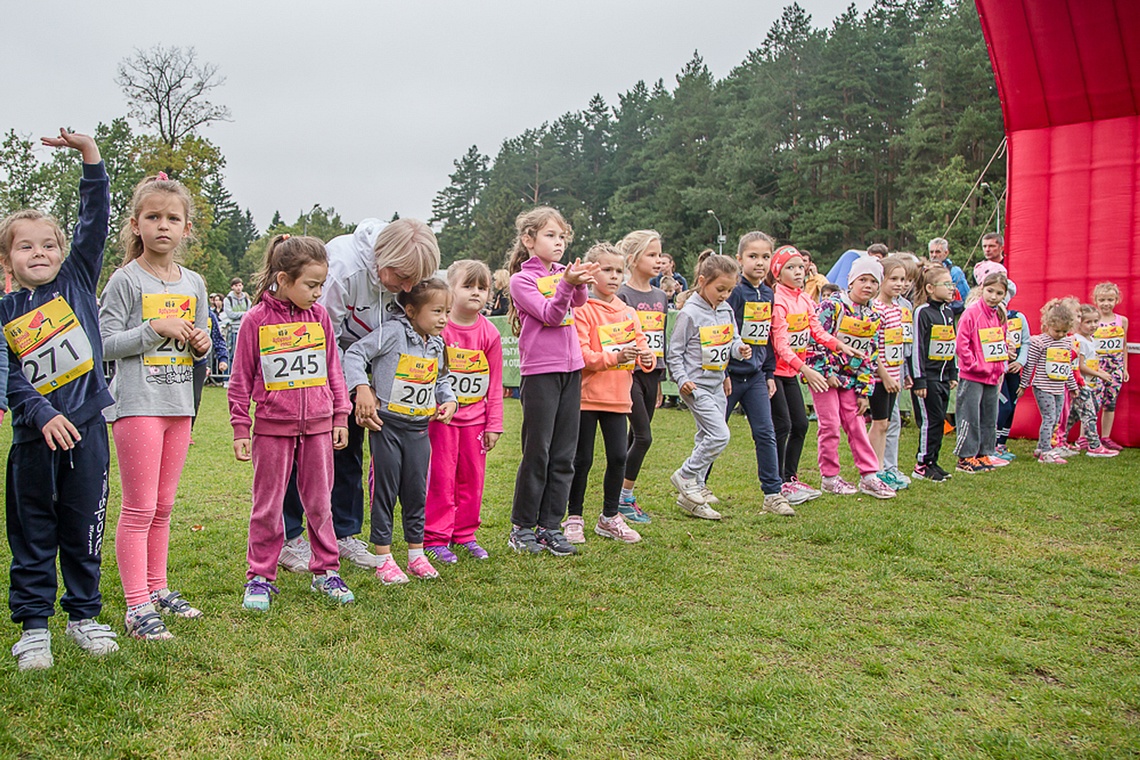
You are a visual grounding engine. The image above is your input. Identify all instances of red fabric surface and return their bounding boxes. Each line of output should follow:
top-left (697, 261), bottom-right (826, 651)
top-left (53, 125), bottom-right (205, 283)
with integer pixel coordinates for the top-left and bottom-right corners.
top-left (976, 0), bottom-right (1139, 445)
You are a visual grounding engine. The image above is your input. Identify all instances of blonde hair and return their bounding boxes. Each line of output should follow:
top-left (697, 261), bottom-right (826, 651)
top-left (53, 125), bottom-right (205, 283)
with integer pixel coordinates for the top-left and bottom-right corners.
top-left (505, 206), bottom-right (573, 336)
top-left (373, 219), bottom-right (440, 285)
top-left (0, 209), bottom-right (67, 269)
top-left (585, 241), bottom-right (621, 263)
top-left (880, 255), bottom-right (914, 282)
top-left (1041, 298), bottom-right (1075, 332)
top-left (492, 268), bottom-right (509, 291)
top-left (447, 259), bottom-right (491, 290)
top-left (119, 174), bottom-right (194, 266)
top-left (1078, 303), bottom-right (1099, 321)
top-left (1092, 281), bottom-right (1121, 302)
top-left (737, 231), bottom-right (776, 257)
top-left (253, 234), bottom-right (328, 303)
top-left (617, 229), bottom-right (662, 273)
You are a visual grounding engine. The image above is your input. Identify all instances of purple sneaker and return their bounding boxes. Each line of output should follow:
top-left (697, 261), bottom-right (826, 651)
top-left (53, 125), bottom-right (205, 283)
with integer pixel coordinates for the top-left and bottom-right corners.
top-left (425, 545), bottom-right (458, 564)
top-left (454, 541), bottom-right (489, 560)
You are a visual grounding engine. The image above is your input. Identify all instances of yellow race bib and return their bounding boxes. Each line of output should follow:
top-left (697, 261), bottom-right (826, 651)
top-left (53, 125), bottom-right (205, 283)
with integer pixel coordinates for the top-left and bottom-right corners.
top-left (1094, 324), bottom-right (1125, 355)
top-left (3, 296), bottom-right (94, 394)
top-left (838, 315), bottom-right (876, 357)
top-left (637, 311), bottom-right (665, 358)
top-left (699, 324), bottom-right (733, 371)
top-left (928, 324), bottom-right (956, 361)
top-left (1046, 347), bottom-right (1072, 381)
top-left (786, 312), bottom-right (811, 355)
top-left (883, 327), bottom-right (904, 367)
top-left (900, 306), bottom-right (914, 344)
top-left (259, 322), bottom-right (327, 390)
top-left (142, 293), bottom-right (196, 366)
top-left (389, 354), bottom-right (438, 416)
top-left (979, 326), bottom-right (1007, 363)
top-left (742, 302), bottom-right (772, 346)
top-left (1006, 317), bottom-right (1023, 358)
top-left (598, 319), bottom-right (637, 370)
top-left (448, 348), bottom-right (490, 405)
top-left (536, 273), bottom-right (573, 327)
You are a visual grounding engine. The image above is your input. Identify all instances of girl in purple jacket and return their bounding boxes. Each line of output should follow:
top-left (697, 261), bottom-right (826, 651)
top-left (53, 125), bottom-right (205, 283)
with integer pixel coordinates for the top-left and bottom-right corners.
top-left (505, 207), bottom-right (599, 557)
top-left (228, 235), bottom-right (354, 611)
top-left (952, 271), bottom-right (1010, 474)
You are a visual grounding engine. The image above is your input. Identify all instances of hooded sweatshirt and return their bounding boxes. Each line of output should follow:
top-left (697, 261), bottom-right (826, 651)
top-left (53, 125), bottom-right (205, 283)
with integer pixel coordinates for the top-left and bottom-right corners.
top-left (319, 219), bottom-right (394, 354)
top-left (342, 307), bottom-right (456, 426)
top-left (509, 256), bottom-right (588, 376)
top-left (955, 298), bottom-right (1007, 385)
top-left (575, 296), bottom-right (655, 413)
top-left (228, 295), bottom-right (351, 439)
top-left (666, 292), bottom-right (746, 390)
top-left (771, 283), bottom-right (840, 377)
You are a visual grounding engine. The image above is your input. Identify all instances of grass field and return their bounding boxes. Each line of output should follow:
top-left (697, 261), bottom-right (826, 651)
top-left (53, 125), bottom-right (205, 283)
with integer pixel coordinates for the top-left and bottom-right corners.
top-left (0, 386), bottom-right (1138, 759)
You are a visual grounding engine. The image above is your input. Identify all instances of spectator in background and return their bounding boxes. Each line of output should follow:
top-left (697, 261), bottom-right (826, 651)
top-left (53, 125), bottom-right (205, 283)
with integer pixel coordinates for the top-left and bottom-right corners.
top-left (981, 233), bottom-right (1004, 265)
top-left (801, 250), bottom-right (831, 301)
top-left (867, 243), bottom-right (889, 260)
top-left (651, 253), bottom-right (688, 292)
top-left (487, 268), bottom-right (511, 316)
top-left (223, 276), bottom-right (252, 358)
top-left (928, 237), bottom-right (968, 311)
top-left (660, 275), bottom-right (680, 309)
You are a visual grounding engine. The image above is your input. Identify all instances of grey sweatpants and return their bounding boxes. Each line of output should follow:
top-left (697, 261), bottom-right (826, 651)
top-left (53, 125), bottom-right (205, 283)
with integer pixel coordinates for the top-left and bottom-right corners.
top-left (954, 379), bottom-right (999, 459)
top-left (680, 384), bottom-right (730, 482)
top-left (369, 415), bottom-right (430, 546)
top-left (884, 403), bottom-right (902, 472)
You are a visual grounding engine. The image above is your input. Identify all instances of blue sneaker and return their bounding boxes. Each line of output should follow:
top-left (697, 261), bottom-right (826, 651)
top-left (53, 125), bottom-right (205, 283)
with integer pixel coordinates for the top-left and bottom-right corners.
top-left (617, 496), bottom-right (652, 524)
top-left (877, 470), bottom-right (907, 491)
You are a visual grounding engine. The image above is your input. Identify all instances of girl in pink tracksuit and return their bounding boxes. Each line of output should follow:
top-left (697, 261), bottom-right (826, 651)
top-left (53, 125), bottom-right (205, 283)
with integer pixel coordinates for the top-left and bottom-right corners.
top-left (228, 235), bottom-right (354, 611)
top-left (423, 260), bottom-right (504, 564)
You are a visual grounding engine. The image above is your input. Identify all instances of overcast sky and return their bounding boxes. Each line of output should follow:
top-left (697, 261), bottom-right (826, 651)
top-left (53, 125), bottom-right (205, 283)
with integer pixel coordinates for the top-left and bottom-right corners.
top-left (5, 0), bottom-right (867, 232)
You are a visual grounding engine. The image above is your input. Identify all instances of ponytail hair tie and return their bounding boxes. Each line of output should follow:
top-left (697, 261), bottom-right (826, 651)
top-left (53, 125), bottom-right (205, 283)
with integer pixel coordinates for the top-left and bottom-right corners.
top-left (281, 234), bottom-right (291, 240)
top-left (156, 171), bottom-right (169, 181)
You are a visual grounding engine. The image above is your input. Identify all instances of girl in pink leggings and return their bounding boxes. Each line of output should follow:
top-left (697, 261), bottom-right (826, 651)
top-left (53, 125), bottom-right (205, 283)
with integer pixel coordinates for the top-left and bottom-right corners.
top-left (100, 174), bottom-right (211, 640)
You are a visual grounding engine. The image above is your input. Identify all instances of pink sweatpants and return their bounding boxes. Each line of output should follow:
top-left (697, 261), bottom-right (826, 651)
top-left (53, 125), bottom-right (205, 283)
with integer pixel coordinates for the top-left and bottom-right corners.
top-left (424, 423), bottom-right (486, 546)
top-left (812, 387), bottom-right (880, 478)
top-left (113, 416), bottom-right (192, 607)
top-left (248, 433), bottom-right (339, 580)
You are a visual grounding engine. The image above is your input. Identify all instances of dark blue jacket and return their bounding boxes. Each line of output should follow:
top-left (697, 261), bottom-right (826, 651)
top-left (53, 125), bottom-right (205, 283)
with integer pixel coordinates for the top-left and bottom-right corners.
top-left (726, 276), bottom-right (776, 382)
top-left (0, 162), bottom-right (113, 444)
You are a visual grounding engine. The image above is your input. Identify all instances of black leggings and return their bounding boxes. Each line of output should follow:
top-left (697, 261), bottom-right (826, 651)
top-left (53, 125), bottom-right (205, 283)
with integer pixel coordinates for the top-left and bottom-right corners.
top-left (569, 410), bottom-right (628, 518)
top-left (771, 375), bottom-right (809, 481)
top-left (625, 370), bottom-right (660, 481)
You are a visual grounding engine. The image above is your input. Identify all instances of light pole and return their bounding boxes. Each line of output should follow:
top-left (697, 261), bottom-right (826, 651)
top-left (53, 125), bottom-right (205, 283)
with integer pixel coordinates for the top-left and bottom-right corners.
top-left (303, 203), bottom-right (321, 236)
top-left (707, 209), bottom-right (726, 255)
top-left (980, 183), bottom-right (1002, 234)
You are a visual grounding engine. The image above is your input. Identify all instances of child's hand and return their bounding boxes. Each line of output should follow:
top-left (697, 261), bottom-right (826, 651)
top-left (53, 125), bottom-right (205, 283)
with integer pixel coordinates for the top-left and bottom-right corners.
top-left (950, 380), bottom-right (958, 390)
top-left (151, 318), bottom-right (194, 341)
top-left (618, 344), bottom-right (640, 362)
top-left (857, 396), bottom-right (870, 416)
top-left (42, 414), bottom-right (80, 451)
top-left (187, 328), bottom-right (211, 356)
top-left (434, 401), bottom-right (457, 424)
top-left (332, 426), bottom-right (349, 450)
top-left (354, 386), bottom-right (383, 431)
top-left (656, 386), bottom-right (664, 408)
top-left (827, 374), bottom-right (841, 389)
top-left (41, 128), bottom-right (100, 164)
top-left (234, 439), bottom-right (252, 461)
top-left (915, 387), bottom-right (928, 399)
top-left (1008, 361), bottom-right (1022, 374)
top-left (768, 379), bottom-right (777, 398)
top-left (482, 431), bottom-right (501, 452)
top-left (218, 361), bottom-right (229, 373)
top-left (801, 366), bottom-right (830, 394)
top-left (739, 344), bottom-right (753, 361)
top-left (680, 381), bottom-right (696, 396)
top-left (1016, 387), bottom-right (1024, 398)
top-left (883, 376), bottom-right (900, 394)
top-left (838, 341), bottom-right (865, 360)
top-left (563, 259), bottom-right (599, 287)
top-left (904, 377), bottom-right (913, 390)
top-left (723, 377), bottom-right (732, 397)
top-left (638, 347), bottom-right (655, 365)
top-left (1124, 368), bottom-right (1131, 383)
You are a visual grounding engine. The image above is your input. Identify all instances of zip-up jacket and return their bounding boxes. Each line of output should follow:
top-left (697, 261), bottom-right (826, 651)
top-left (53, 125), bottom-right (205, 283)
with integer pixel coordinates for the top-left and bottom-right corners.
top-left (227, 295), bottom-right (350, 440)
top-left (726, 277), bottom-right (776, 382)
top-left (342, 308), bottom-right (456, 425)
top-left (509, 256), bottom-right (588, 376)
top-left (0, 162), bottom-right (111, 443)
top-left (575, 296), bottom-right (654, 413)
top-left (910, 298), bottom-right (958, 390)
top-left (955, 299), bottom-right (1006, 385)
top-left (809, 292), bottom-right (881, 396)
top-left (772, 283), bottom-right (840, 377)
top-left (666, 292), bottom-right (746, 389)
top-left (319, 219), bottom-right (392, 354)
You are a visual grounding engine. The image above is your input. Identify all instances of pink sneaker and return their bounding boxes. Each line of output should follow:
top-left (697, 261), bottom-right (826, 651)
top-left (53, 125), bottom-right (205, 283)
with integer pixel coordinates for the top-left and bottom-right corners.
top-left (858, 474), bottom-right (896, 499)
top-left (375, 558), bottom-right (409, 585)
top-left (788, 477), bottom-right (822, 500)
top-left (593, 514), bottom-right (642, 544)
top-left (561, 515), bottom-right (587, 544)
top-left (1038, 451), bottom-right (1067, 464)
top-left (1086, 445), bottom-right (1119, 458)
top-left (821, 476), bottom-right (858, 495)
top-left (982, 456), bottom-right (1010, 467)
top-left (406, 555), bottom-right (440, 580)
top-left (1074, 437), bottom-right (1089, 451)
top-left (1101, 438), bottom-right (1123, 451)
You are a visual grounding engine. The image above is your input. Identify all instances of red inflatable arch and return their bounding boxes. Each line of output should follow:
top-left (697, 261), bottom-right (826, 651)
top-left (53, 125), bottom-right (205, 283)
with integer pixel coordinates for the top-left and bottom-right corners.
top-left (976, 0), bottom-right (1140, 446)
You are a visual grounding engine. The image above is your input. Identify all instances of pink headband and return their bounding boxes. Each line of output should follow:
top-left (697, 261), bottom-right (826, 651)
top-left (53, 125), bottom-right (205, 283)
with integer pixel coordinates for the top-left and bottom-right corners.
top-left (770, 245), bottom-right (801, 282)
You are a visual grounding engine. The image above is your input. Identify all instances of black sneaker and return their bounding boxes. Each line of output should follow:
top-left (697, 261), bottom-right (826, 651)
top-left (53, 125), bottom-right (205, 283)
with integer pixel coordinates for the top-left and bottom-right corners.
top-left (508, 526), bottom-right (543, 554)
top-left (928, 463), bottom-right (951, 482)
top-left (535, 527), bottom-right (578, 556)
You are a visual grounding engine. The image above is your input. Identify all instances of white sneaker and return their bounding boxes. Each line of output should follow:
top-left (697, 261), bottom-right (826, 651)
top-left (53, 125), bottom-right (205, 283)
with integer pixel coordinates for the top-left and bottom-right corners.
top-left (65, 619), bottom-right (120, 656)
top-left (763, 493), bottom-right (796, 516)
top-left (670, 469), bottom-right (707, 504)
top-left (699, 486), bottom-right (720, 505)
top-left (337, 536), bottom-right (383, 568)
top-left (278, 536), bottom-right (311, 573)
top-left (677, 494), bottom-right (721, 520)
top-left (12, 628), bottom-right (52, 671)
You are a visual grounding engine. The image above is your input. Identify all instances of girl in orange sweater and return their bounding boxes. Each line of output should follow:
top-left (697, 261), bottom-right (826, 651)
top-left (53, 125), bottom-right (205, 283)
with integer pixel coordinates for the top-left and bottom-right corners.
top-left (564, 243), bottom-right (656, 544)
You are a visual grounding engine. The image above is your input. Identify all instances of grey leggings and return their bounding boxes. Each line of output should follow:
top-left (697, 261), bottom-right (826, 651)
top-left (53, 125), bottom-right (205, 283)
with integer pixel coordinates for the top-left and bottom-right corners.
top-left (1032, 388), bottom-right (1064, 453)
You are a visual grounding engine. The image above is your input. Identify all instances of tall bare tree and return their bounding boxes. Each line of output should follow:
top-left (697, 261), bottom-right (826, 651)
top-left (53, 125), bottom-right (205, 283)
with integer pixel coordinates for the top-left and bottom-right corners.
top-left (116, 45), bottom-right (231, 149)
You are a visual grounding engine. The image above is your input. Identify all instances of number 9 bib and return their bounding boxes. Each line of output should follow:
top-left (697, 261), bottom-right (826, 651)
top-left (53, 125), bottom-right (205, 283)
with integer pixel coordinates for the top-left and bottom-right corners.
top-left (259, 322), bottom-right (328, 390)
top-left (3, 295), bottom-right (94, 394)
top-left (389, 354), bottom-right (438, 416)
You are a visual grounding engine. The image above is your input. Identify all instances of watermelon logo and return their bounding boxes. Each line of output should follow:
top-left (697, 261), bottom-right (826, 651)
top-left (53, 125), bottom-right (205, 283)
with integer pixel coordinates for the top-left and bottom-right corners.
top-left (179, 299), bottom-right (193, 319)
top-left (291, 325), bottom-right (308, 346)
top-left (27, 310), bottom-right (54, 336)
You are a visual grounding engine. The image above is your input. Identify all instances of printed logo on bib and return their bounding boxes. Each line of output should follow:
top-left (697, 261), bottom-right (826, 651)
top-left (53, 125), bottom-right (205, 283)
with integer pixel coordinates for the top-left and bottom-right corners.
top-left (883, 327), bottom-right (904, 366)
top-left (637, 311), bottom-right (665, 358)
top-left (928, 324), bottom-right (956, 361)
top-left (979, 326), bottom-right (1007, 363)
top-left (3, 295), bottom-right (94, 394)
top-left (699, 324), bottom-right (733, 371)
top-left (1094, 324), bottom-right (1125, 355)
top-left (389, 354), bottom-right (438, 416)
top-left (536, 273), bottom-right (573, 326)
top-left (259, 322), bottom-right (327, 390)
top-left (1046, 347), bottom-right (1071, 381)
top-left (742, 302), bottom-right (772, 346)
top-left (786, 312), bottom-right (811, 355)
top-left (837, 315), bottom-right (876, 357)
top-left (598, 319), bottom-right (637, 370)
top-left (448, 348), bottom-right (490, 405)
top-left (900, 307), bottom-right (914, 344)
top-left (142, 293), bottom-right (196, 366)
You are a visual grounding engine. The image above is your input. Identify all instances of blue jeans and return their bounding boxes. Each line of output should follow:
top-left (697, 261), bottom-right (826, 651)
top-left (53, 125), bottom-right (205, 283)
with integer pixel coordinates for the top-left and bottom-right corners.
top-left (715, 371), bottom-right (782, 495)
